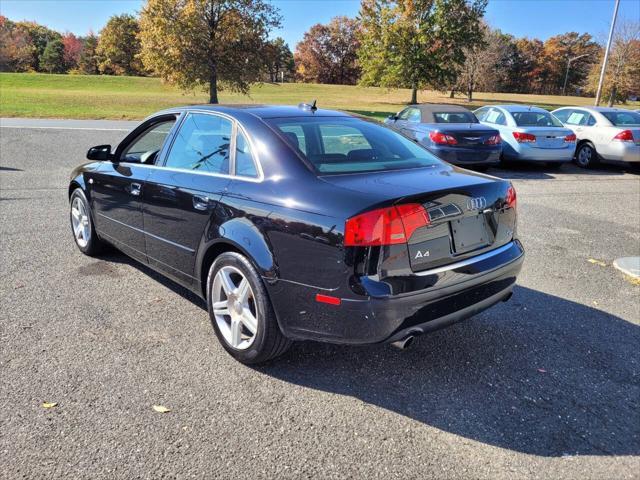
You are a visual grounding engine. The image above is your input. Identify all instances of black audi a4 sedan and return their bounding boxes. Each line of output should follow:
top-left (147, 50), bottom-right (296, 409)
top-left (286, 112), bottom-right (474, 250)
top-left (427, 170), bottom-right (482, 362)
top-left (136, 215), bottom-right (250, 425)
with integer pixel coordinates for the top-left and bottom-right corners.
top-left (69, 104), bottom-right (524, 364)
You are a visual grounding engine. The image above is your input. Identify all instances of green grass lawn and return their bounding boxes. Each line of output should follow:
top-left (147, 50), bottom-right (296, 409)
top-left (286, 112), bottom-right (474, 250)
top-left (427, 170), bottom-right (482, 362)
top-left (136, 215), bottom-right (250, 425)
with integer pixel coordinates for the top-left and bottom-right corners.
top-left (1, 72), bottom-right (638, 121)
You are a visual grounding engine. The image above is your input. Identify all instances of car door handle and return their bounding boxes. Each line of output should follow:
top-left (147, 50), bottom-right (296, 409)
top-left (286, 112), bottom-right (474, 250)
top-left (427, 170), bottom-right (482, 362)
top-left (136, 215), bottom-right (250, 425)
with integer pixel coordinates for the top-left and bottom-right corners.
top-left (193, 195), bottom-right (210, 211)
top-left (130, 183), bottom-right (142, 196)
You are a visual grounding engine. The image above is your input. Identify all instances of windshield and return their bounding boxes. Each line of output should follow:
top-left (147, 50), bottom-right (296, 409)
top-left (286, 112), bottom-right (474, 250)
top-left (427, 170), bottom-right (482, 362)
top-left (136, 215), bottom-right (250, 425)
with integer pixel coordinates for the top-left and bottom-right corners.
top-left (602, 111), bottom-right (640, 127)
top-left (266, 117), bottom-right (442, 174)
top-left (512, 111), bottom-right (563, 127)
top-left (433, 111), bottom-right (477, 123)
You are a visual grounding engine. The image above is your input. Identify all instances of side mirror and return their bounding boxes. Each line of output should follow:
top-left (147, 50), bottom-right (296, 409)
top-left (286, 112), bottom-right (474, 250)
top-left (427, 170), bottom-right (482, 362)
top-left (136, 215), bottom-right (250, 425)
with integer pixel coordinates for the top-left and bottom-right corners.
top-left (86, 144), bottom-right (113, 161)
top-left (388, 114), bottom-right (398, 121)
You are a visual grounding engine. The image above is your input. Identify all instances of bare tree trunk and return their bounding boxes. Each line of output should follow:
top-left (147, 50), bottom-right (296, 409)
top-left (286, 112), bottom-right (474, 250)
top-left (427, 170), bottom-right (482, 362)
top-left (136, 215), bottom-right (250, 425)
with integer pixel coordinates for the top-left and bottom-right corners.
top-left (449, 89), bottom-right (455, 98)
top-left (607, 84), bottom-right (617, 107)
top-left (410, 83), bottom-right (417, 104)
top-left (209, 66), bottom-right (219, 104)
top-left (467, 80), bottom-right (473, 102)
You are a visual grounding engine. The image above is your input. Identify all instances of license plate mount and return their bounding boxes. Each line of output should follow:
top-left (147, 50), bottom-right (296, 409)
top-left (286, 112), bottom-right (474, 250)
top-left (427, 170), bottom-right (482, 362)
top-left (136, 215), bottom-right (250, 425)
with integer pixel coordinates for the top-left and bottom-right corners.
top-left (451, 215), bottom-right (491, 253)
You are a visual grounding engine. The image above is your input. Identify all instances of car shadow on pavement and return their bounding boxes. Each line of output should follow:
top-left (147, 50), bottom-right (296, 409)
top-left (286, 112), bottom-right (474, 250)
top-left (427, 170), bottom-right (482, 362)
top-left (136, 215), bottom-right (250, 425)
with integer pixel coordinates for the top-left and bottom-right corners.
top-left (489, 161), bottom-right (639, 180)
top-left (259, 286), bottom-right (640, 457)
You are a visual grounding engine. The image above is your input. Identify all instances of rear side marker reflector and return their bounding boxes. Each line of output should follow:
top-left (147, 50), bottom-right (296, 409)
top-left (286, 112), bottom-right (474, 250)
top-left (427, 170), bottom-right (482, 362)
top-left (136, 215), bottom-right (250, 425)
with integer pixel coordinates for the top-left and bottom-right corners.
top-left (315, 294), bottom-right (341, 306)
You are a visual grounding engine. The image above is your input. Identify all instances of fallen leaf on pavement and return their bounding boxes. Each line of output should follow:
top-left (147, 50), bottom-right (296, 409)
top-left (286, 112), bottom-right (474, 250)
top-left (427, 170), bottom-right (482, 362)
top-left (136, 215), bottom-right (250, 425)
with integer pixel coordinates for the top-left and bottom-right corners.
top-left (537, 368), bottom-right (547, 373)
top-left (42, 402), bottom-right (57, 408)
top-left (587, 258), bottom-right (607, 267)
top-left (152, 405), bottom-right (170, 413)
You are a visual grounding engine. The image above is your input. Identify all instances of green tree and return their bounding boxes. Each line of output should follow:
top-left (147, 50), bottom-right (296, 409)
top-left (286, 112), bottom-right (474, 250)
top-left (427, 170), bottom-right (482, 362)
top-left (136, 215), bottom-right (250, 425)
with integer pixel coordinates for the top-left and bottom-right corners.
top-left (263, 37), bottom-right (294, 82)
top-left (358, 0), bottom-right (486, 103)
top-left (96, 14), bottom-right (143, 75)
top-left (78, 33), bottom-right (100, 75)
top-left (14, 21), bottom-right (61, 71)
top-left (139, 0), bottom-right (281, 104)
top-left (39, 38), bottom-right (66, 73)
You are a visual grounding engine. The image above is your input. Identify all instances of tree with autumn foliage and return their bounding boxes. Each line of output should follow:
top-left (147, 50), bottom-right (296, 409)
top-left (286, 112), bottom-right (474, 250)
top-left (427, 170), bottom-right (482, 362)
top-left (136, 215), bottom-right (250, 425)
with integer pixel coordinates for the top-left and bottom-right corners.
top-left (358, 0), bottom-right (487, 104)
top-left (78, 33), bottom-right (100, 75)
top-left (294, 16), bottom-right (361, 85)
top-left (61, 32), bottom-right (83, 71)
top-left (96, 14), bottom-right (143, 75)
top-left (0, 16), bottom-right (34, 72)
top-left (587, 21), bottom-right (640, 105)
top-left (139, 0), bottom-right (280, 104)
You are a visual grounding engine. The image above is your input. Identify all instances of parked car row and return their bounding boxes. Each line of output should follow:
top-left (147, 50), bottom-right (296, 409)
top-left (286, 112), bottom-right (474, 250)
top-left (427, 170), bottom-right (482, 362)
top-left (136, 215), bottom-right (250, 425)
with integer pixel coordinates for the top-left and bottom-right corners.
top-left (385, 103), bottom-right (640, 169)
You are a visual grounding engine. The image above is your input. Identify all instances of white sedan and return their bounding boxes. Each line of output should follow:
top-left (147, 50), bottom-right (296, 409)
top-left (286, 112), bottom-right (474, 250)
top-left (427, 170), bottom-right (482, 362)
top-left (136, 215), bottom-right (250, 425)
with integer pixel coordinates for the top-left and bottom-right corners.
top-left (552, 107), bottom-right (640, 168)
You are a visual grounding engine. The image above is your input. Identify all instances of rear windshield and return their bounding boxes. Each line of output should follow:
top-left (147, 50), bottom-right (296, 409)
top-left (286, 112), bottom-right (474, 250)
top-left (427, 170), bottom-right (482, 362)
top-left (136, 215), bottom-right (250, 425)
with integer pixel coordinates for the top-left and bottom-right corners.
top-left (433, 111), bottom-right (477, 123)
top-left (602, 111), bottom-right (640, 126)
top-left (266, 117), bottom-right (442, 174)
top-left (512, 111), bottom-right (563, 127)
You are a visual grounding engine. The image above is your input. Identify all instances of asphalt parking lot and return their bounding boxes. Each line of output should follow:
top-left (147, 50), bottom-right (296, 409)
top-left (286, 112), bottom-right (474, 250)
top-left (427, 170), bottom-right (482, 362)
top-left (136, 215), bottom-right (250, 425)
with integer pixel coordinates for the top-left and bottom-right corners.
top-left (1, 118), bottom-right (639, 479)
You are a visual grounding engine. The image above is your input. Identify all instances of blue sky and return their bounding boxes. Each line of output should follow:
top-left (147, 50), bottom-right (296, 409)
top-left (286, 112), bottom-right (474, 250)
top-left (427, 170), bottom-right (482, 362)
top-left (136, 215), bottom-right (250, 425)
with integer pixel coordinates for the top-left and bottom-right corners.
top-left (1, 0), bottom-right (638, 48)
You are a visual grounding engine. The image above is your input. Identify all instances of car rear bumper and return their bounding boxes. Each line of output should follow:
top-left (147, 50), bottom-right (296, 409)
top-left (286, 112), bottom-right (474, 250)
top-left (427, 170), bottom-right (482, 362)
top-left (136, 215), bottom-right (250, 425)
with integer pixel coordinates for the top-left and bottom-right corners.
top-left (268, 240), bottom-right (524, 345)
top-left (428, 145), bottom-right (501, 165)
top-left (506, 144), bottom-right (575, 162)
top-left (599, 142), bottom-right (640, 163)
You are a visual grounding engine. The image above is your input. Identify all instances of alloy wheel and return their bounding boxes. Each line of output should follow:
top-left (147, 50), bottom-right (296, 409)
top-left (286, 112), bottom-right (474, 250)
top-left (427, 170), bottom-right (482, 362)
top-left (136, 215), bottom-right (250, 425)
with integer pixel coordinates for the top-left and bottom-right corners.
top-left (71, 196), bottom-right (91, 248)
top-left (211, 266), bottom-right (259, 350)
top-left (577, 145), bottom-right (593, 167)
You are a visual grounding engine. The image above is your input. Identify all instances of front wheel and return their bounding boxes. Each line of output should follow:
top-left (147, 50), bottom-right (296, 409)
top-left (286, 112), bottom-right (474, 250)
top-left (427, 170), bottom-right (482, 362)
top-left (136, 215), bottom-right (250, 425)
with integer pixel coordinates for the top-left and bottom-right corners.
top-left (207, 252), bottom-right (291, 364)
top-left (575, 142), bottom-right (598, 168)
top-left (69, 188), bottom-right (105, 256)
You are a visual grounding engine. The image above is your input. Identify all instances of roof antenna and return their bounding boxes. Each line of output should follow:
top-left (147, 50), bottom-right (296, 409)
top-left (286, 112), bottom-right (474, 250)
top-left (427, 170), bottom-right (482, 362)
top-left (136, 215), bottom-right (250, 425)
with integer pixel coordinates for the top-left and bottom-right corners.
top-left (298, 99), bottom-right (318, 112)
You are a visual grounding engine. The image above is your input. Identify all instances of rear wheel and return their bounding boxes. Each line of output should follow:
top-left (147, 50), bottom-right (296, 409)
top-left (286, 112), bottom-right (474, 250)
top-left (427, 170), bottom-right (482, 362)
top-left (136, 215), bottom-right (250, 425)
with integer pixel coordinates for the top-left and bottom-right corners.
top-left (69, 188), bottom-right (104, 256)
top-left (575, 142), bottom-right (598, 168)
top-left (207, 252), bottom-right (291, 364)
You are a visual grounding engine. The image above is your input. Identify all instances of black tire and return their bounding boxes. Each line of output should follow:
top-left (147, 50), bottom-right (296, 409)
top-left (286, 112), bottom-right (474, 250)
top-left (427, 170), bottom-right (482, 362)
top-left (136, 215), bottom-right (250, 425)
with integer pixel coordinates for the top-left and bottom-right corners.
top-left (207, 252), bottom-right (291, 364)
top-left (546, 162), bottom-right (564, 169)
top-left (575, 142), bottom-right (599, 168)
top-left (69, 188), bottom-right (105, 256)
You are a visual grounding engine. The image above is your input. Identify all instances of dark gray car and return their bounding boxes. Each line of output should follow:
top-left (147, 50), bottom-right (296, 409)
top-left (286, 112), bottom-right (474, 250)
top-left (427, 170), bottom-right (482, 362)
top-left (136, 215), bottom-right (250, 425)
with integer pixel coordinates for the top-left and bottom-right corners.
top-left (385, 104), bottom-right (502, 169)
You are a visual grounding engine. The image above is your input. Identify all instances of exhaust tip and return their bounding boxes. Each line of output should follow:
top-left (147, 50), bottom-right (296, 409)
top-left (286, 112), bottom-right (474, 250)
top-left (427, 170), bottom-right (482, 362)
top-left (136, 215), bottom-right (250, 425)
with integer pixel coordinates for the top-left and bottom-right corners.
top-left (391, 335), bottom-right (415, 350)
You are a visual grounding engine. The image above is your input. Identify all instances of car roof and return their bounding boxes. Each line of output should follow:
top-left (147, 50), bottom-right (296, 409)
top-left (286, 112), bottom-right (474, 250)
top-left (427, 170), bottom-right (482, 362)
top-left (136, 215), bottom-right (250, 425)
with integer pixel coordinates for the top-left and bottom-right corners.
top-left (553, 106), bottom-right (633, 114)
top-left (153, 104), bottom-right (352, 120)
top-left (490, 105), bottom-right (550, 114)
top-left (404, 104), bottom-right (474, 123)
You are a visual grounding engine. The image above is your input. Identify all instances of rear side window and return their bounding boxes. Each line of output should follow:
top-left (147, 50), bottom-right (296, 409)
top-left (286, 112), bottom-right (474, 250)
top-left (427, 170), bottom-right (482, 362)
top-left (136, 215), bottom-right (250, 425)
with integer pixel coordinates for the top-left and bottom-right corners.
top-left (267, 117), bottom-right (442, 174)
top-left (235, 130), bottom-right (258, 178)
top-left (602, 111), bottom-right (640, 126)
top-left (433, 112), bottom-right (477, 123)
top-left (512, 111), bottom-right (563, 127)
top-left (165, 113), bottom-right (231, 174)
top-left (485, 109), bottom-right (506, 125)
top-left (565, 111), bottom-right (592, 126)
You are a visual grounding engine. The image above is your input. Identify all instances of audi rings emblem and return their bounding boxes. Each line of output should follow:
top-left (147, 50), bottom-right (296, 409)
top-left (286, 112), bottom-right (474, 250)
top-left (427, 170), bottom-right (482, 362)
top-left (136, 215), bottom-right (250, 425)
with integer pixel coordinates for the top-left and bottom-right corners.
top-left (466, 197), bottom-right (487, 211)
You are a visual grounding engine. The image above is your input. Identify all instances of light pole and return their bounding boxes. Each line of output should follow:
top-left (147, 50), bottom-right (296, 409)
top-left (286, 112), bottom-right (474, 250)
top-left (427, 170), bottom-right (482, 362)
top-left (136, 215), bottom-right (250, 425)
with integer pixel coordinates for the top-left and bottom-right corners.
top-left (562, 53), bottom-right (591, 96)
top-left (595, 0), bottom-right (621, 105)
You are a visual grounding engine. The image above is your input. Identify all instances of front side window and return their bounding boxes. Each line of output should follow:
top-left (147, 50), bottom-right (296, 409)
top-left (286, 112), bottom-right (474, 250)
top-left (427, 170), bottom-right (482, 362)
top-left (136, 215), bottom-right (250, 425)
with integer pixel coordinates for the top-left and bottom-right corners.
top-left (602, 111), bottom-right (640, 127)
top-left (484, 109), bottom-right (506, 125)
top-left (433, 111), bottom-right (477, 124)
top-left (121, 119), bottom-right (176, 163)
top-left (267, 117), bottom-right (442, 174)
top-left (407, 108), bottom-right (421, 123)
top-left (512, 111), bottom-right (563, 127)
top-left (165, 113), bottom-right (232, 174)
top-left (564, 110), bottom-right (591, 126)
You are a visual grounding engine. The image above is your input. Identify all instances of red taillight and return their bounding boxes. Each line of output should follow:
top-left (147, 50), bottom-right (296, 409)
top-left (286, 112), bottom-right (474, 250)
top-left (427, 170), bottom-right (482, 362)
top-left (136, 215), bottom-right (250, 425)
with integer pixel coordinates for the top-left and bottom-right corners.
top-left (513, 132), bottom-right (536, 143)
top-left (344, 203), bottom-right (430, 247)
top-left (484, 134), bottom-right (501, 145)
top-left (613, 130), bottom-right (634, 142)
top-left (505, 185), bottom-right (517, 210)
top-left (564, 133), bottom-right (576, 143)
top-left (429, 131), bottom-right (458, 145)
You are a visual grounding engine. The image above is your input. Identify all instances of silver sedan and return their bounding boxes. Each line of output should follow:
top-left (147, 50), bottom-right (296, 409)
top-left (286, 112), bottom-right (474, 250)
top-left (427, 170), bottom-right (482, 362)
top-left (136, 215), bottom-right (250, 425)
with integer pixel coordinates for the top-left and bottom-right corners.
top-left (552, 107), bottom-right (640, 168)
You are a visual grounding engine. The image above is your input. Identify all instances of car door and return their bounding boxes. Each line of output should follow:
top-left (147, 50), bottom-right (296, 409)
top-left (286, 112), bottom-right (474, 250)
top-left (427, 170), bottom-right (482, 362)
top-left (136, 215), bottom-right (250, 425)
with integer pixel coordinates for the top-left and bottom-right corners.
top-left (142, 112), bottom-right (233, 287)
top-left (90, 115), bottom-right (178, 262)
